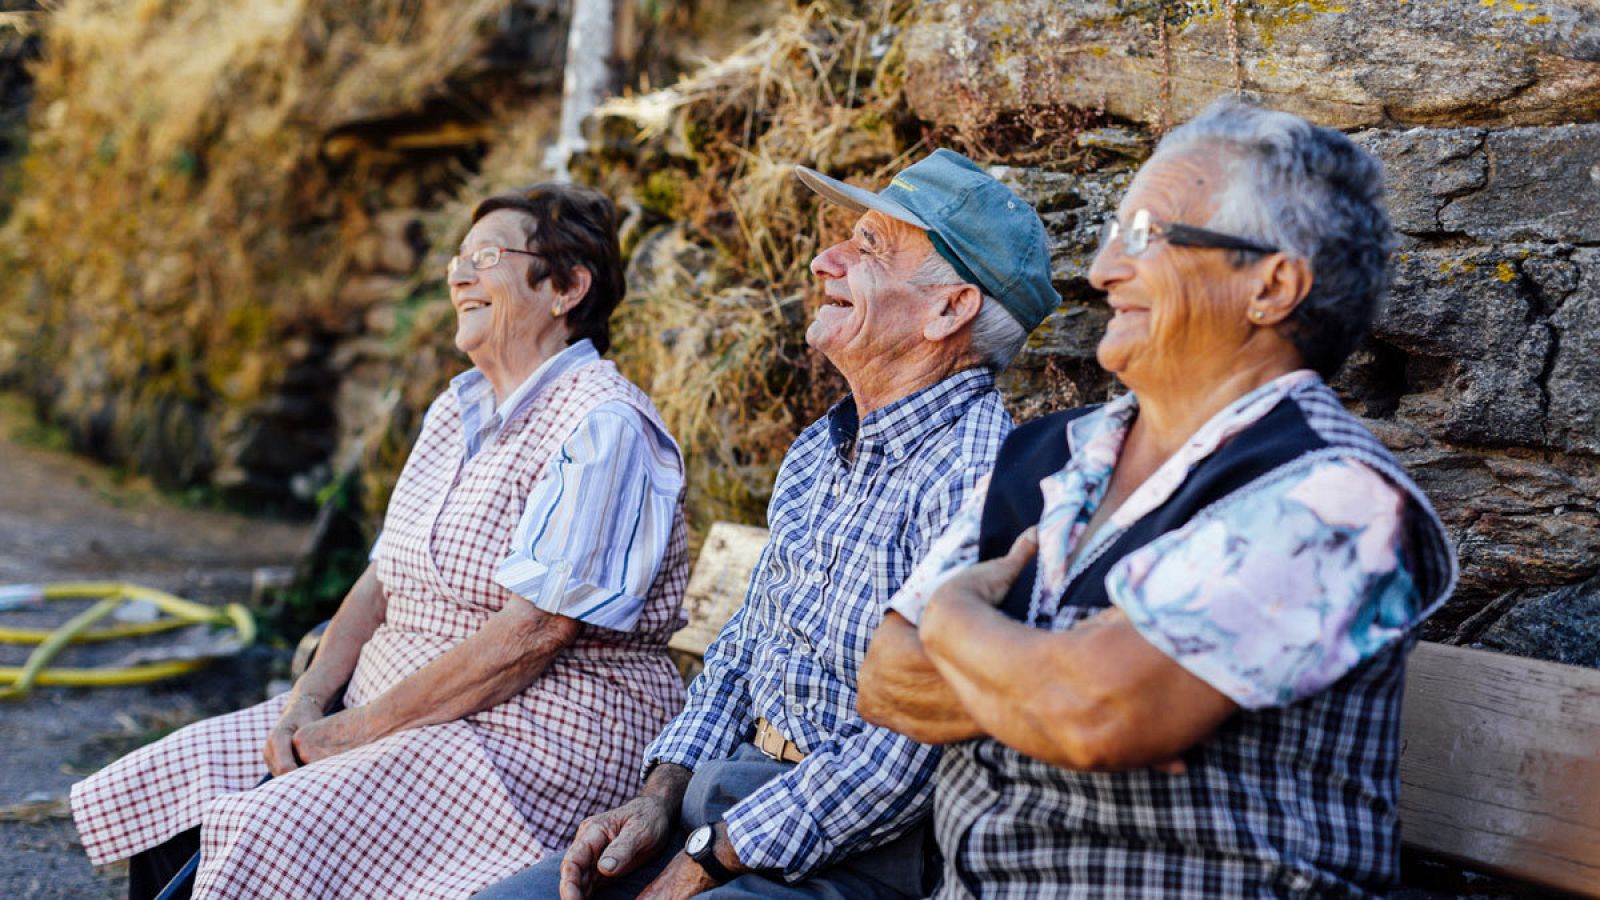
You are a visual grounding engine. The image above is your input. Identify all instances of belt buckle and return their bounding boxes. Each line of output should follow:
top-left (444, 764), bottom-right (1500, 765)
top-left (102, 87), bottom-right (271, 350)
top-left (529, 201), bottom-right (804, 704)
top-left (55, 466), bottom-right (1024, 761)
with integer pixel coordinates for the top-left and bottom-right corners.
top-left (756, 720), bottom-right (784, 761)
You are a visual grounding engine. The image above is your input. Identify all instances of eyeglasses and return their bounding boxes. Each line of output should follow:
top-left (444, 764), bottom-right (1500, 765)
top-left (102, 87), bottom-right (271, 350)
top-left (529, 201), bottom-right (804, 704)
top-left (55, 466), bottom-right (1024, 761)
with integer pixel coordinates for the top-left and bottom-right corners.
top-left (447, 246), bottom-right (543, 278)
top-left (1099, 209), bottom-right (1279, 258)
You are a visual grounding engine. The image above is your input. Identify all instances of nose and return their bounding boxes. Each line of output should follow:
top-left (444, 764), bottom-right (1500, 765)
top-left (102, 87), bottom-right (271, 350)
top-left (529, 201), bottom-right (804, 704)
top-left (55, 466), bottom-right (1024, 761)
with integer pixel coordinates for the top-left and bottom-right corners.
top-left (1088, 239), bottom-right (1132, 293)
top-left (810, 240), bottom-right (850, 280)
top-left (447, 257), bottom-right (475, 287)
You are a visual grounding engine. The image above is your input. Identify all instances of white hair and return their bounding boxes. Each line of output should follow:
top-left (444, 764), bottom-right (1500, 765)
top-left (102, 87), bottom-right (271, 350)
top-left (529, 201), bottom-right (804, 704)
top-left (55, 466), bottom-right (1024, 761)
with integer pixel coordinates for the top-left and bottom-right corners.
top-left (908, 249), bottom-right (1028, 372)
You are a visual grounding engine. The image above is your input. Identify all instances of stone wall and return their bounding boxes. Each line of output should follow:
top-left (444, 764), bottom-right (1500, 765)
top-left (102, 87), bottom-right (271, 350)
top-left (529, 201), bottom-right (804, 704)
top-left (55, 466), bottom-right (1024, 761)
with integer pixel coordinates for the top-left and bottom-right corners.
top-left (902, 0), bottom-right (1600, 664)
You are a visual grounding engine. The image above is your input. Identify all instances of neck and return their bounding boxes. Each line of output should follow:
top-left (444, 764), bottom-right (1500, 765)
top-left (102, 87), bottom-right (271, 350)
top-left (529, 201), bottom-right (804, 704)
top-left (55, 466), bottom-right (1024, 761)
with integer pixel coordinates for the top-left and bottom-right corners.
top-left (476, 328), bottom-right (575, 406)
top-left (842, 346), bottom-right (968, 418)
top-left (1125, 352), bottom-right (1301, 458)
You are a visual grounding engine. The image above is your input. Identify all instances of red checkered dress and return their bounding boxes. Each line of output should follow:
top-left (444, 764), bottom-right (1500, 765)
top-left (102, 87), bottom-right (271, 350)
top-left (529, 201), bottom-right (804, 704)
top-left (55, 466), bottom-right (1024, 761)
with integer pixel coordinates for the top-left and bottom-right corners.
top-left (70, 359), bottom-right (689, 898)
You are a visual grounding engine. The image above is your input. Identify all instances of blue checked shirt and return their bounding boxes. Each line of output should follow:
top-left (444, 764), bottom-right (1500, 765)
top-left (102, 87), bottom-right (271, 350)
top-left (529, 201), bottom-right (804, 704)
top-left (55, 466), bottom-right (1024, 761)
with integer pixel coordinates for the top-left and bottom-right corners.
top-left (642, 367), bottom-right (1010, 878)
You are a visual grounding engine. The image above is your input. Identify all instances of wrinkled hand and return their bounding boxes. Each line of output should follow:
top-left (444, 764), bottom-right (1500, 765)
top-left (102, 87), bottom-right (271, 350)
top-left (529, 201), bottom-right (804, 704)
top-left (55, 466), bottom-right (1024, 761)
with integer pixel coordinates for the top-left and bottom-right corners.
top-left (559, 795), bottom-right (675, 900)
top-left (635, 851), bottom-right (718, 900)
top-left (287, 707), bottom-right (370, 768)
top-left (263, 694), bottom-right (326, 776)
top-left (929, 527), bottom-right (1038, 615)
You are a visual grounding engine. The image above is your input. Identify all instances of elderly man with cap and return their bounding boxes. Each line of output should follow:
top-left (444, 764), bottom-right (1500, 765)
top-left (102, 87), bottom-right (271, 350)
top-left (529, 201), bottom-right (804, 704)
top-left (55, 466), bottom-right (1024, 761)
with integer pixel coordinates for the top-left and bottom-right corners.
top-left (474, 148), bottom-right (1058, 899)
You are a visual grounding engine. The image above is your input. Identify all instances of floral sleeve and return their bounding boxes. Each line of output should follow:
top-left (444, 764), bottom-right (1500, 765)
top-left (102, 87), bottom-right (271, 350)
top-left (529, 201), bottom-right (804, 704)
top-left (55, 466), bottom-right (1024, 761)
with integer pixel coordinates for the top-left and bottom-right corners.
top-left (1108, 456), bottom-right (1422, 710)
top-left (887, 473), bottom-right (990, 626)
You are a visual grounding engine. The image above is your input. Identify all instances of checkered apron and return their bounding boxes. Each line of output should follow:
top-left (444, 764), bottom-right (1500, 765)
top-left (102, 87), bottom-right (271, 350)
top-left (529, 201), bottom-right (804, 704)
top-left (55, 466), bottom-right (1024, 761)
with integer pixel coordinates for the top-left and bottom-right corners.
top-left (70, 359), bottom-right (689, 898)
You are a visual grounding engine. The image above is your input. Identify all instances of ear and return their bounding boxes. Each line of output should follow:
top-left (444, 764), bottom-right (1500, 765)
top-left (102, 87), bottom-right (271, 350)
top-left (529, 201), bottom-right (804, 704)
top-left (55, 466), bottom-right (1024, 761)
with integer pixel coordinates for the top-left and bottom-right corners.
top-left (922, 284), bottom-right (984, 343)
top-left (556, 266), bottom-right (593, 313)
top-left (1248, 254), bottom-right (1313, 325)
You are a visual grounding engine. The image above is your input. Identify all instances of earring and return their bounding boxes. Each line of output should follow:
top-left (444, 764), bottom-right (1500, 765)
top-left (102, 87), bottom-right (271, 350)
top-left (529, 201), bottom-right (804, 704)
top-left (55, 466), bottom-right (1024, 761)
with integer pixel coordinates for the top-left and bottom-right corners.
top-left (551, 302), bottom-right (563, 317)
top-left (1251, 309), bottom-right (1266, 321)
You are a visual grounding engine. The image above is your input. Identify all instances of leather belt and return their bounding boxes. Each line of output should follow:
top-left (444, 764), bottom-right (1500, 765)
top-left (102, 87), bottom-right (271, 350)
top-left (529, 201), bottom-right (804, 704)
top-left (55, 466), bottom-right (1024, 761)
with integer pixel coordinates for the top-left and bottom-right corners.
top-left (753, 717), bottom-right (807, 763)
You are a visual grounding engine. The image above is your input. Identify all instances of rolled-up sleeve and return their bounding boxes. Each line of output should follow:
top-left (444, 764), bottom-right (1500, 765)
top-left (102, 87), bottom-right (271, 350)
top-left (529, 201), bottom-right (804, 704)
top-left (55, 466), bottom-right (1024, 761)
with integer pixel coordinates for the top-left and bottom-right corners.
top-left (493, 402), bottom-right (684, 632)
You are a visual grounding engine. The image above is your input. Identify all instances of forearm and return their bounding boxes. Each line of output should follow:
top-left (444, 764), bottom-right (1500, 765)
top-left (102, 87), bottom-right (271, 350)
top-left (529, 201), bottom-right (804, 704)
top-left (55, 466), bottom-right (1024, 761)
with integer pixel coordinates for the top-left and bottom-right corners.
top-left (922, 597), bottom-right (1126, 769)
top-left (352, 600), bottom-right (579, 742)
top-left (293, 565), bottom-right (386, 708)
top-left (641, 761), bottom-right (693, 810)
top-left (858, 613), bottom-right (983, 744)
top-left (923, 600), bottom-right (1234, 771)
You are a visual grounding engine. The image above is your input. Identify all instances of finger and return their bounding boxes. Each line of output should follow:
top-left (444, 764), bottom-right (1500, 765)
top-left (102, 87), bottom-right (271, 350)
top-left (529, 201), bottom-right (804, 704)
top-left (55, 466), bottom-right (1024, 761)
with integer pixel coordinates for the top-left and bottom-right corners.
top-left (562, 821), bottom-right (606, 873)
top-left (264, 730), bottom-right (298, 776)
top-left (950, 529), bottom-right (1039, 602)
top-left (557, 859), bottom-right (590, 900)
top-left (1152, 757), bottom-right (1187, 775)
top-left (1008, 526), bottom-right (1040, 562)
top-left (597, 818), bottom-right (658, 877)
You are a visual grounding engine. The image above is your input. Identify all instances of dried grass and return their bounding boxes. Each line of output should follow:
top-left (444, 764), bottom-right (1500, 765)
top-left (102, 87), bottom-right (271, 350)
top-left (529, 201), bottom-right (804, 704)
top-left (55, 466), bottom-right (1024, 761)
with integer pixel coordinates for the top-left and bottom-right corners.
top-left (589, 2), bottom-right (920, 531)
top-left (0, 0), bottom-right (520, 486)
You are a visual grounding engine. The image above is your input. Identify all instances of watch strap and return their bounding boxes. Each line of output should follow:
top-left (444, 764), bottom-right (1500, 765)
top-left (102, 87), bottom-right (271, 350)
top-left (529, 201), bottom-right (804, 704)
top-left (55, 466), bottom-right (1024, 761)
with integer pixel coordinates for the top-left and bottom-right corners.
top-left (687, 823), bottom-right (738, 884)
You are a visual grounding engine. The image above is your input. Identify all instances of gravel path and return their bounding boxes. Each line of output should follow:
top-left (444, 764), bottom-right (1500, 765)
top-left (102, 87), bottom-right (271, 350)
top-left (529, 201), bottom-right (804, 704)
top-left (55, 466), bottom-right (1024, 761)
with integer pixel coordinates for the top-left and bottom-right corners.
top-left (0, 399), bottom-right (309, 897)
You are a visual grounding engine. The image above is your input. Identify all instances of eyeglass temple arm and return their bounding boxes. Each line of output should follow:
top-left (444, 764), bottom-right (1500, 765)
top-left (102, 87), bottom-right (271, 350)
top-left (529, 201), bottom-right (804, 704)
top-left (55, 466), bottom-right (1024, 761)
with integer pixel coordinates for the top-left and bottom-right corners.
top-left (1163, 224), bottom-right (1279, 255)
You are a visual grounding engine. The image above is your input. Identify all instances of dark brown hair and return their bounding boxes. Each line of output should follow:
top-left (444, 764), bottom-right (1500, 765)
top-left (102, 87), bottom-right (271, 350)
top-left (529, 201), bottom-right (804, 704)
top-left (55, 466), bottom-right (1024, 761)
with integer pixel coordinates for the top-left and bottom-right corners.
top-left (470, 184), bottom-right (626, 355)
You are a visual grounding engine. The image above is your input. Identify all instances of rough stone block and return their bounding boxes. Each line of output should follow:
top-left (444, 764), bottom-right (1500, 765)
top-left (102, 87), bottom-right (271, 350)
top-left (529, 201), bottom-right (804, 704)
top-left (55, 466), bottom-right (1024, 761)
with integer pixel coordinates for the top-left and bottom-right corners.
top-left (1476, 573), bottom-right (1600, 669)
top-left (1439, 124), bottom-right (1600, 244)
top-left (904, 1), bottom-right (1600, 135)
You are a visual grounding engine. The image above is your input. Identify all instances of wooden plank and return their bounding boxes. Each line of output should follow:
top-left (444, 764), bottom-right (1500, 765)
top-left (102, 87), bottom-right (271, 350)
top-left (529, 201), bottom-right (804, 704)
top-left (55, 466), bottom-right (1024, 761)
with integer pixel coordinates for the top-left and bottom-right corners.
top-left (668, 523), bottom-right (767, 658)
top-left (1401, 641), bottom-right (1600, 896)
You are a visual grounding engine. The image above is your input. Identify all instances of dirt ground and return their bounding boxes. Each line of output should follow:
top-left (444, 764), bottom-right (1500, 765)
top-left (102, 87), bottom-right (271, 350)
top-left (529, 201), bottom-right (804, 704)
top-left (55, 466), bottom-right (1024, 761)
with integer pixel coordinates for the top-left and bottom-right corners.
top-left (0, 397), bottom-right (309, 897)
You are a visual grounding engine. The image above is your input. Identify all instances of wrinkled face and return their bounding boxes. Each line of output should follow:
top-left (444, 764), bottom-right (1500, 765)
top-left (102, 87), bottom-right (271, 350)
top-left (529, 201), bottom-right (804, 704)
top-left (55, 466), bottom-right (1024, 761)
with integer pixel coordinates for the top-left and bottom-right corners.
top-left (448, 209), bottom-right (554, 364)
top-left (1088, 149), bottom-right (1261, 388)
top-left (806, 210), bottom-right (945, 376)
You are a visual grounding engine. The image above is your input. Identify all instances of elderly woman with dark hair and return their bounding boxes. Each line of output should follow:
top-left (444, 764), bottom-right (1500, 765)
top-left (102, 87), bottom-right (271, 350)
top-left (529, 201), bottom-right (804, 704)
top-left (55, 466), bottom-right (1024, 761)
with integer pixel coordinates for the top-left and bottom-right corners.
top-left (72, 185), bottom-right (691, 898)
top-left (858, 99), bottom-right (1457, 897)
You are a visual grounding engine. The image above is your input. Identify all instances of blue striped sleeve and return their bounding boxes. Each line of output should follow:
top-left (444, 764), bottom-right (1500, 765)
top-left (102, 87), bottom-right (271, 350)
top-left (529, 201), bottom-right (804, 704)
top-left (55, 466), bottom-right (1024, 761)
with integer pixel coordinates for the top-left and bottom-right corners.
top-left (492, 402), bottom-right (684, 632)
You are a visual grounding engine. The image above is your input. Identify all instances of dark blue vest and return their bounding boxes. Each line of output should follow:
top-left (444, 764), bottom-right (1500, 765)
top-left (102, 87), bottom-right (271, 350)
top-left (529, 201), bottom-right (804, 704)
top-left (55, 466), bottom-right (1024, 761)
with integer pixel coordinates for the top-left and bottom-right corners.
top-left (979, 400), bottom-right (1333, 621)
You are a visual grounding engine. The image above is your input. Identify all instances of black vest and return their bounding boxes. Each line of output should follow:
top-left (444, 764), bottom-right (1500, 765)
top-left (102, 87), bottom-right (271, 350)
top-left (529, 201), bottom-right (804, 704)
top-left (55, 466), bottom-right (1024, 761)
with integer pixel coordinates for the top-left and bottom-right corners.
top-left (979, 400), bottom-right (1333, 621)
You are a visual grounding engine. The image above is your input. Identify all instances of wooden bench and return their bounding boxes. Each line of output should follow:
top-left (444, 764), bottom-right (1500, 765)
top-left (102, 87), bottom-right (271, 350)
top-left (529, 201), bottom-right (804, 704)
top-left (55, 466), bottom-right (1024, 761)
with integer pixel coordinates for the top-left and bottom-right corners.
top-left (675, 522), bottom-right (1600, 897)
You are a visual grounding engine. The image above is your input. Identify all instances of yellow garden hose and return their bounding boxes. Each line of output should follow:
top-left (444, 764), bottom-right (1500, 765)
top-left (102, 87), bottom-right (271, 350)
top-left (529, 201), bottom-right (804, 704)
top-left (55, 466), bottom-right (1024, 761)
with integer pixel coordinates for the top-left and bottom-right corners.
top-left (0, 582), bottom-right (255, 700)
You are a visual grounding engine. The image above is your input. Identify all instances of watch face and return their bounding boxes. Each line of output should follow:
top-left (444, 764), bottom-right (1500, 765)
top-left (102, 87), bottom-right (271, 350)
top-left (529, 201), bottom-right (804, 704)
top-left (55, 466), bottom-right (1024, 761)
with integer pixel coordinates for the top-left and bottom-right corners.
top-left (686, 825), bottom-right (712, 856)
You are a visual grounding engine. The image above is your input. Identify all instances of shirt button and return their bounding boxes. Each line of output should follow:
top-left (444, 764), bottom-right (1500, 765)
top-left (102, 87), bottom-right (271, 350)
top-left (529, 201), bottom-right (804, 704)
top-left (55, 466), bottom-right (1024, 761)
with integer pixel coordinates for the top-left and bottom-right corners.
top-left (831, 482), bottom-right (842, 497)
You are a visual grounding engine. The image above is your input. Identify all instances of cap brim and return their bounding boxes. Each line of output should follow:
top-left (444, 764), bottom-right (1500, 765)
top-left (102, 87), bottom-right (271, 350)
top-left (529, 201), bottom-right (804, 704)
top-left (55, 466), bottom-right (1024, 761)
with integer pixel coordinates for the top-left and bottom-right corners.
top-left (793, 165), bottom-right (929, 230)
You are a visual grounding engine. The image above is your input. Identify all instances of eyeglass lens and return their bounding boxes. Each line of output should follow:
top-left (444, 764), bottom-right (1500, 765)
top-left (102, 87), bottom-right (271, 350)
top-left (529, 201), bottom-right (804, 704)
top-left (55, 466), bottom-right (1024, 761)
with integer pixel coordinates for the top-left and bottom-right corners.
top-left (446, 246), bottom-right (504, 277)
top-left (1101, 210), bottom-right (1152, 256)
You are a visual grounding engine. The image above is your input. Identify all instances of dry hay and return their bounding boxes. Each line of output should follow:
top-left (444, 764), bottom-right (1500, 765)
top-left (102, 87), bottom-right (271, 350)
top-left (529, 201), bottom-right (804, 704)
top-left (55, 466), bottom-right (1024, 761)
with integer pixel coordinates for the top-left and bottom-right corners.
top-left (579, 2), bottom-right (925, 532)
top-left (0, 0), bottom-right (521, 489)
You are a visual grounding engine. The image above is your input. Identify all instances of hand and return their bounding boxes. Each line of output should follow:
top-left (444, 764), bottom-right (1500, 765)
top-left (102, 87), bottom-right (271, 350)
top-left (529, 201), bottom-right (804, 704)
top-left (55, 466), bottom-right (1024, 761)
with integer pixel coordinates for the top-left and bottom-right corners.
top-left (635, 852), bottom-right (718, 900)
top-left (560, 795), bottom-right (675, 900)
top-left (288, 707), bottom-right (371, 767)
top-left (263, 694), bottom-right (327, 776)
top-left (929, 527), bottom-right (1038, 614)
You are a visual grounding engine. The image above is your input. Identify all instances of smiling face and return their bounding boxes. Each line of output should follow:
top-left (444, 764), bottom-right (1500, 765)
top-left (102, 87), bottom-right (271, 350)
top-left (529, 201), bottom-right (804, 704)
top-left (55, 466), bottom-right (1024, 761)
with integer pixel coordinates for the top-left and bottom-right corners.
top-left (449, 209), bottom-right (568, 376)
top-left (1088, 149), bottom-right (1265, 392)
top-left (806, 210), bottom-right (952, 380)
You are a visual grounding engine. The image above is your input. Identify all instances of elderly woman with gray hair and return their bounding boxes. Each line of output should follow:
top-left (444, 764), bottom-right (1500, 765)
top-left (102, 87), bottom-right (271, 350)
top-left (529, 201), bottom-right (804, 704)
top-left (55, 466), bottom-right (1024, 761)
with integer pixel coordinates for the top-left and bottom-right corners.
top-left (857, 99), bottom-right (1457, 897)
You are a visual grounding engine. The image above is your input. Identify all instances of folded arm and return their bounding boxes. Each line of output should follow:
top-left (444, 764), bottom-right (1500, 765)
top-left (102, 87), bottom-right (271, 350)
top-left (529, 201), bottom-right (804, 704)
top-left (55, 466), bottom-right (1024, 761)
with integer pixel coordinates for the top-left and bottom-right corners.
top-left (919, 459), bottom-right (1420, 771)
top-left (858, 611), bottom-right (981, 744)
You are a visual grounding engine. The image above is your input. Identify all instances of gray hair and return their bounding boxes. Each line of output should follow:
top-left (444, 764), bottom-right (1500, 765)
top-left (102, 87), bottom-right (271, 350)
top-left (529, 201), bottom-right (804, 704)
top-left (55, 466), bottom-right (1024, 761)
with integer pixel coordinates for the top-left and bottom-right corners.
top-left (908, 249), bottom-right (1029, 372)
top-left (1155, 98), bottom-right (1396, 378)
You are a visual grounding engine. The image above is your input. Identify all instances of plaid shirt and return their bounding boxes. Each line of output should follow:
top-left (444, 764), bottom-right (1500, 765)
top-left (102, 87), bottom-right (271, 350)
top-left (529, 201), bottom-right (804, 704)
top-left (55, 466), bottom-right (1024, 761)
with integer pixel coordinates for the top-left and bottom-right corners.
top-left (924, 377), bottom-right (1458, 898)
top-left (643, 367), bottom-right (1010, 877)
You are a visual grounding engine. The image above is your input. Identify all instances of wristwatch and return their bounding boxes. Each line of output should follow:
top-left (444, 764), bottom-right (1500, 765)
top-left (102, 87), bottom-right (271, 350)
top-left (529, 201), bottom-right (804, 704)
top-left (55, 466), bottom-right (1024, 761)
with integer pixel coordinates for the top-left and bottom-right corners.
top-left (685, 823), bottom-right (738, 884)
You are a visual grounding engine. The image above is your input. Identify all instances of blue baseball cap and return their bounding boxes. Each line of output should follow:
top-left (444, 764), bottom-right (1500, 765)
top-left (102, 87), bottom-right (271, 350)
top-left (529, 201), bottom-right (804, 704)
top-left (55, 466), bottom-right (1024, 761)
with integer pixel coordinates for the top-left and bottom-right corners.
top-left (794, 148), bottom-right (1060, 332)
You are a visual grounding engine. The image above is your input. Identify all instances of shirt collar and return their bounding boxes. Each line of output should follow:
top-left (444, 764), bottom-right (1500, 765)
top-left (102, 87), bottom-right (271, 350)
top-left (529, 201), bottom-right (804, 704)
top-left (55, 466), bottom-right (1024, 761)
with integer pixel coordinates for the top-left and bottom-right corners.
top-left (449, 339), bottom-right (599, 456)
top-left (1063, 368), bottom-right (1320, 527)
top-left (827, 367), bottom-right (998, 461)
